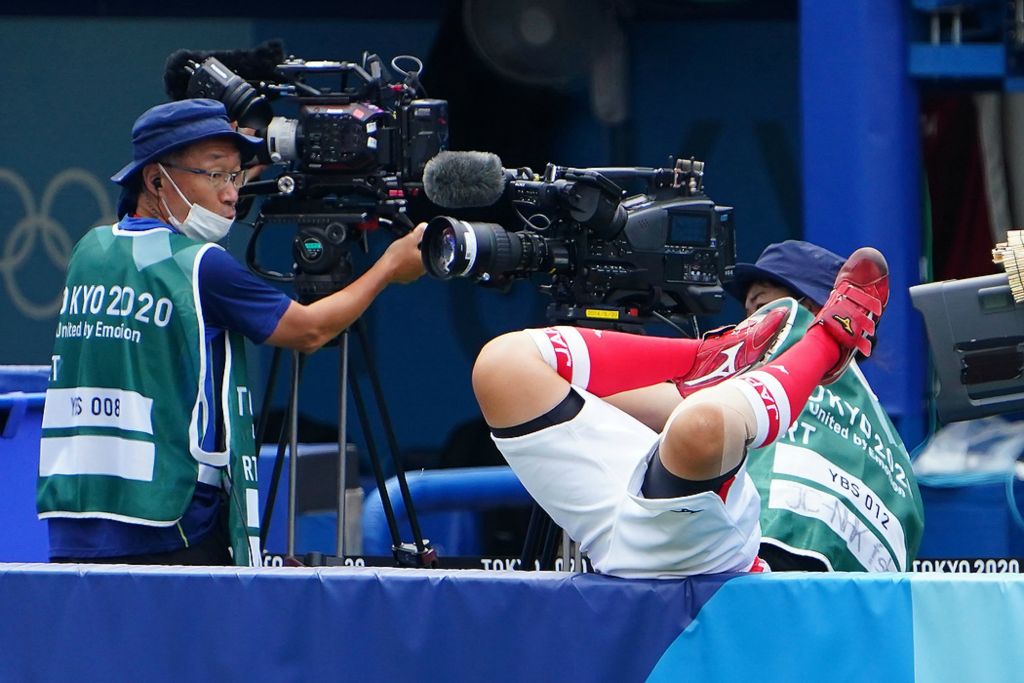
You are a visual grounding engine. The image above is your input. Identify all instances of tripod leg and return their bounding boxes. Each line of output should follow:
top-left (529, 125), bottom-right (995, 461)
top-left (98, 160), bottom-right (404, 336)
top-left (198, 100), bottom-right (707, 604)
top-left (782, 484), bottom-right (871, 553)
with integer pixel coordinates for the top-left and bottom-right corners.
top-left (335, 333), bottom-right (350, 558)
top-left (259, 348), bottom-right (306, 552)
top-left (287, 350), bottom-right (302, 558)
top-left (257, 347), bottom-right (283, 547)
top-left (353, 319), bottom-right (432, 559)
top-left (253, 347), bottom-right (283, 455)
top-left (539, 516), bottom-right (562, 571)
top-left (518, 503), bottom-right (551, 571)
top-left (349, 373), bottom-right (404, 552)
top-left (561, 529), bottom-right (573, 573)
top-left (261, 407), bottom-right (292, 550)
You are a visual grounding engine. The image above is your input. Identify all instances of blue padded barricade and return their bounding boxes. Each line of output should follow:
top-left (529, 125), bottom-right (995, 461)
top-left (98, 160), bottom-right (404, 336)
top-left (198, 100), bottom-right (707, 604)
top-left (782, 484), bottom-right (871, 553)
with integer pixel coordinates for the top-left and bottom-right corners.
top-left (0, 365), bottom-right (50, 562)
top-left (2, 566), bottom-right (1024, 682)
top-left (362, 466), bottom-right (532, 556)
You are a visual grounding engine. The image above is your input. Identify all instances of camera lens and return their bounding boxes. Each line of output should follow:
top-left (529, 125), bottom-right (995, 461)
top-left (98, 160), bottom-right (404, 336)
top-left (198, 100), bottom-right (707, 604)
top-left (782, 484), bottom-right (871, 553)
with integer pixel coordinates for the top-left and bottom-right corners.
top-left (422, 216), bottom-right (554, 280)
top-left (423, 217), bottom-right (486, 279)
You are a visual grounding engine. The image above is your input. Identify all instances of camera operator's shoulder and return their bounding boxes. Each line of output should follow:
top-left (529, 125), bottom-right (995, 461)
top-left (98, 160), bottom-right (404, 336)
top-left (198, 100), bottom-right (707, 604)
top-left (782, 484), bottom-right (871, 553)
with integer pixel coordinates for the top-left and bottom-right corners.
top-left (195, 245), bottom-right (253, 286)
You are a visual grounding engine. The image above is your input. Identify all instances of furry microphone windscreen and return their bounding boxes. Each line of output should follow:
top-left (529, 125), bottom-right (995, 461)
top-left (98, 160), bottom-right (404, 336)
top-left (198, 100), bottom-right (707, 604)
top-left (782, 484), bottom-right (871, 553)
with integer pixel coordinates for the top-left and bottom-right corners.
top-left (422, 150), bottom-right (507, 208)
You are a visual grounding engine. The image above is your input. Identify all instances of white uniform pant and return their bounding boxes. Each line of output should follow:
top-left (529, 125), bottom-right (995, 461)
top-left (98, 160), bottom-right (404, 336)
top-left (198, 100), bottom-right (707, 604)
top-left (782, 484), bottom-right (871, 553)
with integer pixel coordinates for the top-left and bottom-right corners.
top-left (493, 388), bottom-right (763, 578)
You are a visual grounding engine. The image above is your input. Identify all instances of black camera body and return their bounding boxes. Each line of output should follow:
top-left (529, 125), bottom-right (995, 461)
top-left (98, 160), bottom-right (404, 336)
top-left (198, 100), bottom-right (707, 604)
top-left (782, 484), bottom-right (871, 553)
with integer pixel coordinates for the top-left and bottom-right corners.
top-left (263, 97), bottom-right (448, 178)
top-left (187, 54), bottom-right (448, 184)
top-left (183, 52), bottom-right (449, 302)
top-left (422, 159), bottom-right (736, 328)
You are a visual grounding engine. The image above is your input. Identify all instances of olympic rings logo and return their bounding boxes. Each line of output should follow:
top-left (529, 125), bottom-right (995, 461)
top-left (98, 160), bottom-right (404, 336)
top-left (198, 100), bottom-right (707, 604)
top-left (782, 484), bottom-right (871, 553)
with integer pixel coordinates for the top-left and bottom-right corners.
top-left (0, 168), bottom-right (115, 320)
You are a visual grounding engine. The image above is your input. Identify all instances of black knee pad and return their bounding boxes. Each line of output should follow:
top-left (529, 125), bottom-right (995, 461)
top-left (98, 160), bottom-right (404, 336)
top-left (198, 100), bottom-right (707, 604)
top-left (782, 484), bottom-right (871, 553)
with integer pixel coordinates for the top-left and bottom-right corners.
top-left (490, 389), bottom-right (585, 438)
top-left (641, 446), bottom-right (744, 499)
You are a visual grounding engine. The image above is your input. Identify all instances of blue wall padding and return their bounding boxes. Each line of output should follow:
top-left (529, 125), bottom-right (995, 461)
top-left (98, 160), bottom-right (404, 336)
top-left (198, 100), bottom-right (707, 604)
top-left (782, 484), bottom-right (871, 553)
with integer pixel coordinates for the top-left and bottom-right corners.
top-left (912, 575), bottom-right (1024, 682)
top-left (0, 567), bottom-right (1022, 682)
top-left (0, 565), bottom-right (732, 682)
top-left (649, 573), bottom-right (915, 681)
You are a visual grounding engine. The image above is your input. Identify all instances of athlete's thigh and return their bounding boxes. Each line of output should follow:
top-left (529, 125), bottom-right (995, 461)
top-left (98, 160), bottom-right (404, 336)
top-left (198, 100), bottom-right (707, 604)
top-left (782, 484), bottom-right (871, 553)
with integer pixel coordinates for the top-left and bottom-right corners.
top-left (602, 383), bottom-right (683, 433)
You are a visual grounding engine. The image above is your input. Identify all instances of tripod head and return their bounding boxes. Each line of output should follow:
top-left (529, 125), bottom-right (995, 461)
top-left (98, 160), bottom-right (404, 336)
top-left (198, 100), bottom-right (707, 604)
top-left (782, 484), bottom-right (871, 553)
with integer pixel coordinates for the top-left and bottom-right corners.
top-left (245, 211), bottom-right (375, 303)
top-left (292, 220), bottom-right (359, 304)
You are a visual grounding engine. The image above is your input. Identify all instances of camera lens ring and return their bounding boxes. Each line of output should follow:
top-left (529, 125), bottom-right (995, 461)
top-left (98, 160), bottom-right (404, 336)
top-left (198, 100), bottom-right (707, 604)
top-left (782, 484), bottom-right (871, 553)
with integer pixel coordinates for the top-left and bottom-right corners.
top-left (424, 216), bottom-right (534, 280)
top-left (423, 217), bottom-right (472, 279)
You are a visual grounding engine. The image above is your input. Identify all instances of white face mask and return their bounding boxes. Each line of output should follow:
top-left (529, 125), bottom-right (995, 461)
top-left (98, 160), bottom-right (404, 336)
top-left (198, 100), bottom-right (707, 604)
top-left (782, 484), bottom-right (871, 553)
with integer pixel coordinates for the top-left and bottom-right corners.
top-left (158, 164), bottom-right (234, 243)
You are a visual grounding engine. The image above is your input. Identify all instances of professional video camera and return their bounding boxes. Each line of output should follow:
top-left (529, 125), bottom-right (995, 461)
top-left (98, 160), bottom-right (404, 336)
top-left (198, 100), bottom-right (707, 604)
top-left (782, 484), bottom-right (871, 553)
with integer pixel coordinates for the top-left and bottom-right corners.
top-left (166, 44), bottom-right (449, 302)
top-left (420, 151), bottom-right (736, 329)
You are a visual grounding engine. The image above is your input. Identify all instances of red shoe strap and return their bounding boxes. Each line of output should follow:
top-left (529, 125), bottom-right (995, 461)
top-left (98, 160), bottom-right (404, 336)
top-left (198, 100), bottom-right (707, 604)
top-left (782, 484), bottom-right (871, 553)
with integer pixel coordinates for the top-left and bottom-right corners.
top-left (834, 281), bottom-right (884, 315)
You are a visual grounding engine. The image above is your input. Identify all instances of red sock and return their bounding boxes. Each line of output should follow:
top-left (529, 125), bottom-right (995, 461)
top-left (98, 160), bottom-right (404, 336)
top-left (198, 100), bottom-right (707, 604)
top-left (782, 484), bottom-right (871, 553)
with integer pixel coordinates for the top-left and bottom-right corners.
top-left (732, 325), bottom-right (840, 448)
top-left (526, 326), bottom-right (700, 397)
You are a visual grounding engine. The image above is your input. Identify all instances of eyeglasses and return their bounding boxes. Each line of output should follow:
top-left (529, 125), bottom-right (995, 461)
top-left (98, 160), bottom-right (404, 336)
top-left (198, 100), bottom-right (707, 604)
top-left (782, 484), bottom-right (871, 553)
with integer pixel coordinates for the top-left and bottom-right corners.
top-left (163, 163), bottom-right (247, 190)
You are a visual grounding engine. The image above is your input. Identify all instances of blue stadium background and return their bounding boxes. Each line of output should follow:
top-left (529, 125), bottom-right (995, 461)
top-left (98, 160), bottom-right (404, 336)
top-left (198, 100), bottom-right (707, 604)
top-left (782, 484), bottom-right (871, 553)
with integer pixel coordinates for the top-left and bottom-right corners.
top-left (0, 2), bottom-right (823, 469)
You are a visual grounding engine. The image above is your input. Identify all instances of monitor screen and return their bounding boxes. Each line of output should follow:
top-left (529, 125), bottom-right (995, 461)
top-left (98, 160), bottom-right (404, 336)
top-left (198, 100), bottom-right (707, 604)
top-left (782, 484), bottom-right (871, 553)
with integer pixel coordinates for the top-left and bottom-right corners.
top-left (667, 211), bottom-right (709, 247)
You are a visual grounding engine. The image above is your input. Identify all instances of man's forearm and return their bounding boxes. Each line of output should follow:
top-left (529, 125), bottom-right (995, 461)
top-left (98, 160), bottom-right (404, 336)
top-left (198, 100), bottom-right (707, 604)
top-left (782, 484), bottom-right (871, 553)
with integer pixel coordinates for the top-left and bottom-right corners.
top-left (265, 257), bottom-right (396, 353)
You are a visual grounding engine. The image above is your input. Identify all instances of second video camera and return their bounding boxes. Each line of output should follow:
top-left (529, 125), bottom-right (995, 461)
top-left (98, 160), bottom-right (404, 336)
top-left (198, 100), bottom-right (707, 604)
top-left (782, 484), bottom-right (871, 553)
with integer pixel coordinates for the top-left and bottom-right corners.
top-left (421, 154), bottom-right (736, 328)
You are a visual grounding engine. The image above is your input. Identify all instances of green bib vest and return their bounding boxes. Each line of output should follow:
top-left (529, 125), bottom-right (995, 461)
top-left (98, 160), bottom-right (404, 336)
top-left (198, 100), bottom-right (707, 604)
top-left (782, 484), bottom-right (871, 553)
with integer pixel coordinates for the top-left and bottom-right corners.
top-left (37, 224), bottom-right (261, 566)
top-left (746, 298), bottom-right (925, 571)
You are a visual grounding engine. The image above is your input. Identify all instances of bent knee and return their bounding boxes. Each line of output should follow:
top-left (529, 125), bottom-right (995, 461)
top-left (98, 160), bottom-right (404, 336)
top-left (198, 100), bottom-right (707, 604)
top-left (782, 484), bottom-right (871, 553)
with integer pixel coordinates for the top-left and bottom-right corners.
top-left (660, 403), bottom-right (729, 480)
top-left (472, 331), bottom-right (537, 402)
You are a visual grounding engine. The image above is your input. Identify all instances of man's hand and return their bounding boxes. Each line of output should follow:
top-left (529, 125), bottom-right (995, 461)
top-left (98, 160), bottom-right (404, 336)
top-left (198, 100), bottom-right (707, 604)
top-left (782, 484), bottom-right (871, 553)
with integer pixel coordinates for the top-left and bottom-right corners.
top-left (383, 223), bottom-right (427, 284)
top-left (267, 222), bottom-right (428, 353)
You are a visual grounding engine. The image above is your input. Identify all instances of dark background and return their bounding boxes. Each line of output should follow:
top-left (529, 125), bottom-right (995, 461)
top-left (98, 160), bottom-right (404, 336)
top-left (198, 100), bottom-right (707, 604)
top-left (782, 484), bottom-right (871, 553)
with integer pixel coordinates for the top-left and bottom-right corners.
top-left (0, 0), bottom-right (804, 473)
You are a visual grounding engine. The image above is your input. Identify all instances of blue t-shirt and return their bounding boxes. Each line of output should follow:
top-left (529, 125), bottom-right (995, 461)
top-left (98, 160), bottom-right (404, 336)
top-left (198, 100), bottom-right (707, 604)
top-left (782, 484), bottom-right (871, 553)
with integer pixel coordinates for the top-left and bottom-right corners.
top-left (48, 216), bottom-right (292, 559)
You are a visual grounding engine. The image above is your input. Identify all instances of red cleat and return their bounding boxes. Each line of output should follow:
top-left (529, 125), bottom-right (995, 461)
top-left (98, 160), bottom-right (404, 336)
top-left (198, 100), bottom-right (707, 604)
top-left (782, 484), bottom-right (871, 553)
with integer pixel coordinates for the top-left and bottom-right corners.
top-left (813, 246), bottom-right (889, 384)
top-left (673, 307), bottom-right (790, 397)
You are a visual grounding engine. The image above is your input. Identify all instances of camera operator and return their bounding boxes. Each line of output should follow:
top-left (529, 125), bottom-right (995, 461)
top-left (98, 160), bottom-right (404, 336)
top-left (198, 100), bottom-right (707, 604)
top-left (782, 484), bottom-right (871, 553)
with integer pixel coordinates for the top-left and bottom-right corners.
top-left (472, 246), bottom-right (892, 577)
top-left (724, 240), bottom-right (924, 571)
top-left (37, 99), bottom-right (425, 566)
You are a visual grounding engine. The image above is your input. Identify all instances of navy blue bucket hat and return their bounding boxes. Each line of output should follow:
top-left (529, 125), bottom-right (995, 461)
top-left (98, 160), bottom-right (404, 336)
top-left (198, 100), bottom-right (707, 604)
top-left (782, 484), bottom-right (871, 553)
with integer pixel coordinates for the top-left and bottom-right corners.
top-left (111, 99), bottom-right (263, 186)
top-left (724, 240), bottom-right (846, 307)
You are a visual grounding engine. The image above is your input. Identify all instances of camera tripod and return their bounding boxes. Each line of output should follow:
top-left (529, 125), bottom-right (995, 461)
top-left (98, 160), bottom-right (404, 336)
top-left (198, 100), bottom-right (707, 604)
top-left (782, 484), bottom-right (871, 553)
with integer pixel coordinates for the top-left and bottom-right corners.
top-left (250, 219), bottom-right (436, 568)
top-left (256, 319), bottom-right (436, 567)
top-left (517, 505), bottom-right (586, 572)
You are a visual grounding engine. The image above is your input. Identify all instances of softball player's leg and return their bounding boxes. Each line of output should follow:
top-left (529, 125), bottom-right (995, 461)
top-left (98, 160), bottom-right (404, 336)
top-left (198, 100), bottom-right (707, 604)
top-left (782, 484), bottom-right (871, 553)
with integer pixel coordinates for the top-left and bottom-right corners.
top-left (471, 315), bottom-right (783, 575)
top-left (653, 246), bottom-right (892, 489)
